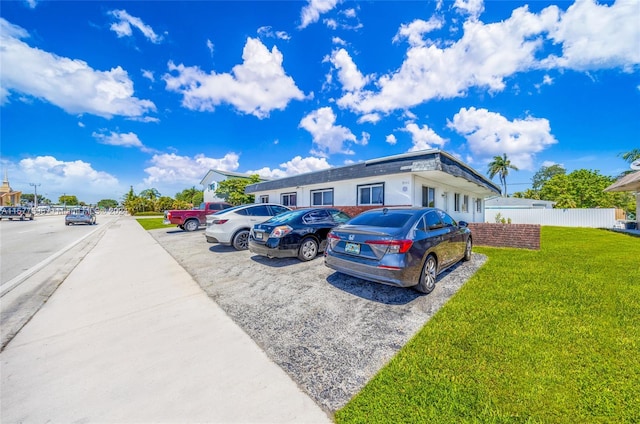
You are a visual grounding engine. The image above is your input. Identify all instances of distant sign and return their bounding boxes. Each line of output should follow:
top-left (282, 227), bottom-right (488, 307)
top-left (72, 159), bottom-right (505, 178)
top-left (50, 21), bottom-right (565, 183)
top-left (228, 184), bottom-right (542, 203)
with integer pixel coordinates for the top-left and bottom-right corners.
top-left (631, 159), bottom-right (640, 170)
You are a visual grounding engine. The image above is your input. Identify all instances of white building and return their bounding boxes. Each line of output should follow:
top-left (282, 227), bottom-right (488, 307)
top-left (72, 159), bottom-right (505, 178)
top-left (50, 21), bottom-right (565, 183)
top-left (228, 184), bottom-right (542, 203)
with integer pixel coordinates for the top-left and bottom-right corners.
top-left (245, 149), bottom-right (501, 223)
top-left (200, 169), bottom-right (256, 203)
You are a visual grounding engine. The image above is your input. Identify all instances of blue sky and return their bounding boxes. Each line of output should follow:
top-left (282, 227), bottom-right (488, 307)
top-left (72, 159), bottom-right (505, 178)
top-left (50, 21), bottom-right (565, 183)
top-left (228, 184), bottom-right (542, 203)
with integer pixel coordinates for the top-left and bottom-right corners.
top-left (1, 0), bottom-right (638, 204)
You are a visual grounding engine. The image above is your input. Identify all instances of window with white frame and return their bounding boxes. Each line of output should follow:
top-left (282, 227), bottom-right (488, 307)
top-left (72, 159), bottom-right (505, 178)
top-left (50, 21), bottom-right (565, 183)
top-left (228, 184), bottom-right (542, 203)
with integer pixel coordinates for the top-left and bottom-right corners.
top-left (259, 195), bottom-right (269, 203)
top-left (311, 188), bottom-right (333, 206)
top-left (454, 193), bottom-right (461, 212)
top-left (209, 182), bottom-right (218, 191)
top-left (476, 198), bottom-right (482, 213)
top-left (462, 195), bottom-right (469, 212)
top-left (281, 192), bottom-right (297, 207)
top-left (358, 183), bottom-right (384, 205)
top-left (422, 186), bottom-right (435, 207)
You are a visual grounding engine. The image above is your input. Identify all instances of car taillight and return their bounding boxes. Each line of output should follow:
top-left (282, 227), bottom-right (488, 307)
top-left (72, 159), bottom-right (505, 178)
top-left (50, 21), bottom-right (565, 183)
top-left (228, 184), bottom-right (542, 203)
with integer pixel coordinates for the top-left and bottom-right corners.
top-left (270, 225), bottom-right (292, 238)
top-left (365, 239), bottom-right (413, 254)
top-left (327, 232), bottom-right (340, 249)
top-left (167, 212), bottom-right (171, 219)
top-left (213, 219), bottom-right (229, 224)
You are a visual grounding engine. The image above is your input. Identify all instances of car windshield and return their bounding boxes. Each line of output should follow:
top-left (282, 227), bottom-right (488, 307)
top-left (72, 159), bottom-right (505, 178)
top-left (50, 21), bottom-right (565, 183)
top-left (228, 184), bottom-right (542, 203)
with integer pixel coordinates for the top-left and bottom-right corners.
top-left (347, 211), bottom-right (414, 228)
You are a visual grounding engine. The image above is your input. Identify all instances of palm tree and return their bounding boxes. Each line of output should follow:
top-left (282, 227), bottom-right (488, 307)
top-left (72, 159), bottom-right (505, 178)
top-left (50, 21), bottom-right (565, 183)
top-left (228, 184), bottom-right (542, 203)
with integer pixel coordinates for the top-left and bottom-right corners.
top-left (487, 153), bottom-right (519, 196)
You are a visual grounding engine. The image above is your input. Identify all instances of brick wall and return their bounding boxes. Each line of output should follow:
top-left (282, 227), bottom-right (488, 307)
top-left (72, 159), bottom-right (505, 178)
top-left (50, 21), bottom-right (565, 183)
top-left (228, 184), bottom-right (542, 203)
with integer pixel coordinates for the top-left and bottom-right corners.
top-left (468, 223), bottom-right (540, 250)
top-left (336, 205), bottom-right (412, 217)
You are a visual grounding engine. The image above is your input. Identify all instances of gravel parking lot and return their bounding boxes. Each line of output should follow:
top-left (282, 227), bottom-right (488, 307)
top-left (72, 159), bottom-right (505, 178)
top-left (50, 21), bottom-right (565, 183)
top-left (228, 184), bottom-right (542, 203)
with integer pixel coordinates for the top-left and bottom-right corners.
top-left (150, 228), bottom-right (486, 412)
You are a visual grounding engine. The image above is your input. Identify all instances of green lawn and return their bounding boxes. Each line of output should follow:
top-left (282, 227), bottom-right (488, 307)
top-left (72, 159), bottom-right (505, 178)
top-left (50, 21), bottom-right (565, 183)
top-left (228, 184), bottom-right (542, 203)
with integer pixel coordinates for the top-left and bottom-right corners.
top-left (135, 217), bottom-right (174, 231)
top-left (335, 227), bottom-right (639, 423)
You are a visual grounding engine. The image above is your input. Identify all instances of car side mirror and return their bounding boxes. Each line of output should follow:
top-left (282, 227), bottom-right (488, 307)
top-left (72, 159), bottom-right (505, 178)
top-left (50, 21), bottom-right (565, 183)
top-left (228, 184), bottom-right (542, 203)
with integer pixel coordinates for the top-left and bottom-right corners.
top-left (458, 220), bottom-right (468, 227)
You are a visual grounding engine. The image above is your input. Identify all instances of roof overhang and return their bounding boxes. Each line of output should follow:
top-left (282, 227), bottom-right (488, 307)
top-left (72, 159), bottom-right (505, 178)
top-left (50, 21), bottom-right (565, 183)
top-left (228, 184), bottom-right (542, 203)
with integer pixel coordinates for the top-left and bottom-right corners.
top-left (604, 171), bottom-right (640, 192)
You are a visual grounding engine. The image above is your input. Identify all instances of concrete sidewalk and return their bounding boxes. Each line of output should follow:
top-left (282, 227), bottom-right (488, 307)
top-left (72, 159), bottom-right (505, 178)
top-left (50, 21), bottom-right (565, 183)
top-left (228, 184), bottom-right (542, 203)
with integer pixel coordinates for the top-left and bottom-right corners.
top-left (1, 216), bottom-right (331, 423)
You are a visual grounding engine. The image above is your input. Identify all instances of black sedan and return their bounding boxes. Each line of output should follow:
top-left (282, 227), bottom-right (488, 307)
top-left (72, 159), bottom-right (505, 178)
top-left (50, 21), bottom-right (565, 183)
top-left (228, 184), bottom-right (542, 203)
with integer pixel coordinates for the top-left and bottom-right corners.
top-left (249, 208), bottom-right (351, 261)
top-left (324, 207), bottom-right (472, 294)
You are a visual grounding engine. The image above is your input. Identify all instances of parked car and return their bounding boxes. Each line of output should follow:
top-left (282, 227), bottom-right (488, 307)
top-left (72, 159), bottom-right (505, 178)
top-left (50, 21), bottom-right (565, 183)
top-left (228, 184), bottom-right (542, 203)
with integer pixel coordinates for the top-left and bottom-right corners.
top-left (324, 207), bottom-right (472, 294)
top-left (65, 208), bottom-right (96, 225)
top-left (164, 202), bottom-right (232, 232)
top-left (0, 206), bottom-right (34, 221)
top-left (205, 203), bottom-right (291, 250)
top-left (249, 208), bottom-right (351, 261)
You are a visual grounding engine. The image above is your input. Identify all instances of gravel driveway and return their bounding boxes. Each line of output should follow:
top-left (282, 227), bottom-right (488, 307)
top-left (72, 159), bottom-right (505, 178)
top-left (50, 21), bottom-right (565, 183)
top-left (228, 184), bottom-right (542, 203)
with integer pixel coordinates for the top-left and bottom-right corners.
top-left (150, 228), bottom-right (486, 412)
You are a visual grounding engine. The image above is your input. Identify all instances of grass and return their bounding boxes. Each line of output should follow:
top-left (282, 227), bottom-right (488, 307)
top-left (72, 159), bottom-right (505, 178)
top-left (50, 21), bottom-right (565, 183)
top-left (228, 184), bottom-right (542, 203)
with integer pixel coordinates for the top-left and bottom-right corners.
top-left (335, 227), bottom-right (639, 423)
top-left (135, 217), bottom-right (174, 231)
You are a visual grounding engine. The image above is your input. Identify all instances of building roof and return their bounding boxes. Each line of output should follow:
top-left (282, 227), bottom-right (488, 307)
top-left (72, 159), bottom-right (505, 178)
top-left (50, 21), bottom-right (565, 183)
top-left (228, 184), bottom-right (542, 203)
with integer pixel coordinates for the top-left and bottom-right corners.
top-left (604, 171), bottom-right (640, 192)
top-left (200, 169), bottom-right (257, 185)
top-left (245, 149), bottom-right (501, 195)
top-left (485, 196), bottom-right (555, 208)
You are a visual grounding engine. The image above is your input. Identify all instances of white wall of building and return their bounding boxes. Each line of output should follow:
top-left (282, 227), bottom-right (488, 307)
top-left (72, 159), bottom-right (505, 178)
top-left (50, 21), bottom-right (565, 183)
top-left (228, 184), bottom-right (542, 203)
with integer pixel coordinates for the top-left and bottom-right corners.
top-left (253, 173), bottom-right (487, 223)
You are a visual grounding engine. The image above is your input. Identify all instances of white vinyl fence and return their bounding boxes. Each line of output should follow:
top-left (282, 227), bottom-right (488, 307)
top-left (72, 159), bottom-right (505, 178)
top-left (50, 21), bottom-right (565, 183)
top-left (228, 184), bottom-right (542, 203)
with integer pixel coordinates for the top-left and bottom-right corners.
top-left (485, 208), bottom-right (619, 228)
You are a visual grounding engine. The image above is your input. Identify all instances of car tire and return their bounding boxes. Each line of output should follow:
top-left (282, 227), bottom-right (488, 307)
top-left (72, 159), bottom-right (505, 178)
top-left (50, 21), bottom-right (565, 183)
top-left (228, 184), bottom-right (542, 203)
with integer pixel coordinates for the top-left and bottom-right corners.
top-left (416, 254), bottom-right (437, 294)
top-left (297, 237), bottom-right (318, 261)
top-left (463, 237), bottom-right (472, 261)
top-left (184, 219), bottom-right (199, 232)
top-left (232, 229), bottom-right (250, 250)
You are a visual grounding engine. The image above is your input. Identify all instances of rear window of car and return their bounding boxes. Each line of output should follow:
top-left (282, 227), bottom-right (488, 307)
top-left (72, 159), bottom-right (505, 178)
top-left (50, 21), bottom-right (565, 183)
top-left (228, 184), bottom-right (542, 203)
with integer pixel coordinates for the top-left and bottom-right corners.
top-left (348, 211), bottom-right (414, 228)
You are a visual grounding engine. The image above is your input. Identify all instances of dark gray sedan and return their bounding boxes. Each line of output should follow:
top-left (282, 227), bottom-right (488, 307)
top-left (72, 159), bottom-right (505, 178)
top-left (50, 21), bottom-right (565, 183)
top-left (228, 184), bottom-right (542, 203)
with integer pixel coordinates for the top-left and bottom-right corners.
top-left (324, 207), bottom-right (472, 294)
top-left (65, 208), bottom-right (96, 225)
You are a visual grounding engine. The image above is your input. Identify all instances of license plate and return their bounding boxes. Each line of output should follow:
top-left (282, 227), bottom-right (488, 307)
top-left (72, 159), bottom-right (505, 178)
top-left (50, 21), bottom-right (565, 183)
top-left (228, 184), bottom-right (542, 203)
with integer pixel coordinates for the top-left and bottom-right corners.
top-left (255, 231), bottom-right (263, 240)
top-left (344, 242), bottom-right (360, 255)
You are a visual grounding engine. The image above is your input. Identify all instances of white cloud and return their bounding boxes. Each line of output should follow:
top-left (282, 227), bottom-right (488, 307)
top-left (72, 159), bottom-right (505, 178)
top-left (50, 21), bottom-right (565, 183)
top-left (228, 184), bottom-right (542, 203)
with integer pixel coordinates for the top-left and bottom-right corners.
top-left (448, 107), bottom-right (557, 170)
top-left (543, 0), bottom-right (640, 71)
top-left (141, 69), bottom-right (154, 82)
top-left (248, 156), bottom-right (332, 179)
top-left (206, 39), bottom-right (214, 56)
top-left (92, 130), bottom-right (156, 153)
top-left (108, 9), bottom-right (163, 44)
top-left (163, 37), bottom-right (306, 119)
top-left (393, 17), bottom-right (444, 47)
top-left (332, 36), bottom-right (347, 46)
top-left (299, 107), bottom-right (357, 157)
top-left (357, 113), bottom-right (380, 124)
top-left (337, 1), bottom-right (639, 116)
top-left (386, 134), bottom-right (397, 145)
top-left (257, 26), bottom-right (291, 41)
top-left (16, 155), bottom-right (121, 203)
top-left (0, 18), bottom-right (156, 118)
top-left (338, 6), bottom-right (558, 114)
top-left (143, 153), bottom-right (240, 187)
top-left (454, 0), bottom-right (485, 20)
top-left (299, 0), bottom-right (339, 29)
top-left (328, 48), bottom-right (369, 91)
top-left (402, 122), bottom-right (447, 152)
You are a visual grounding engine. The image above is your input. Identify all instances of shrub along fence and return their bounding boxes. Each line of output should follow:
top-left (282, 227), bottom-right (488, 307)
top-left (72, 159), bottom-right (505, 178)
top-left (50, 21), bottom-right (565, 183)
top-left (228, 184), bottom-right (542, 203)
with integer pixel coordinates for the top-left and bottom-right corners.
top-left (468, 223), bottom-right (540, 250)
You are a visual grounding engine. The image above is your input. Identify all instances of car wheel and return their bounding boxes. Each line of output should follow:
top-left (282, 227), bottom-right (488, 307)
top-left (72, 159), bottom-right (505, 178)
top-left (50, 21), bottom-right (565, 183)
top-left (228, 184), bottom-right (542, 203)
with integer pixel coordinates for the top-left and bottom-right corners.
top-left (232, 230), bottom-right (250, 250)
top-left (184, 219), bottom-right (199, 232)
top-left (298, 237), bottom-right (318, 261)
top-left (463, 237), bottom-right (472, 261)
top-left (416, 254), bottom-right (437, 294)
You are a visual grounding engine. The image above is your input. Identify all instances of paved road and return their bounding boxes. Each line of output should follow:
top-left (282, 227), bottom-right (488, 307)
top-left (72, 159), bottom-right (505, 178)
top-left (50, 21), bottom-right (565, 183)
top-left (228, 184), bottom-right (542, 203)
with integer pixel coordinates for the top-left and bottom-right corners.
top-left (0, 213), bottom-right (119, 287)
top-left (0, 213), bottom-right (120, 349)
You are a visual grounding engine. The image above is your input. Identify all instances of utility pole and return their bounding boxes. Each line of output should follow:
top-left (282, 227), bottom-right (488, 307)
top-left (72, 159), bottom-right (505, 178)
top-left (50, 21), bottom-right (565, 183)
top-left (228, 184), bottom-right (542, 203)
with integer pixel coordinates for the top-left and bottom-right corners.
top-left (29, 182), bottom-right (41, 210)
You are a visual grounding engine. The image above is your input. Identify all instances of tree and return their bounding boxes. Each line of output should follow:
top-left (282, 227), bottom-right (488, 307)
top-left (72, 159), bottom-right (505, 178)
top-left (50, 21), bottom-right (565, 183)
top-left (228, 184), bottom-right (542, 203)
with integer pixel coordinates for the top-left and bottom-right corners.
top-left (539, 169), bottom-right (634, 211)
top-left (487, 153), bottom-right (519, 196)
top-left (531, 164), bottom-right (566, 191)
top-left (21, 193), bottom-right (48, 205)
top-left (97, 199), bottom-right (119, 209)
top-left (155, 196), bottom-right (174, 212)
top-left (140, 188), bottom-right (161, 201)
top-left (619, 148), bottom-right (640, 164)
top-left (618, 149), bottom-right (640, 177)
top-left (59, 194), bottom-right (78, 206)
top-left (215, 175), bottom-right (261, 205)
top-left (175, 187), bottom-right (202, 206)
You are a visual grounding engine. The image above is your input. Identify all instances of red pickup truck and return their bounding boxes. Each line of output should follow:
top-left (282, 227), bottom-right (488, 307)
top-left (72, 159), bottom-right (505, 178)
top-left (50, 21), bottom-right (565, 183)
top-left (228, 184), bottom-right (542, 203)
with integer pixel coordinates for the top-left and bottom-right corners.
top-left (164, 202), bottom-right (232, 232)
